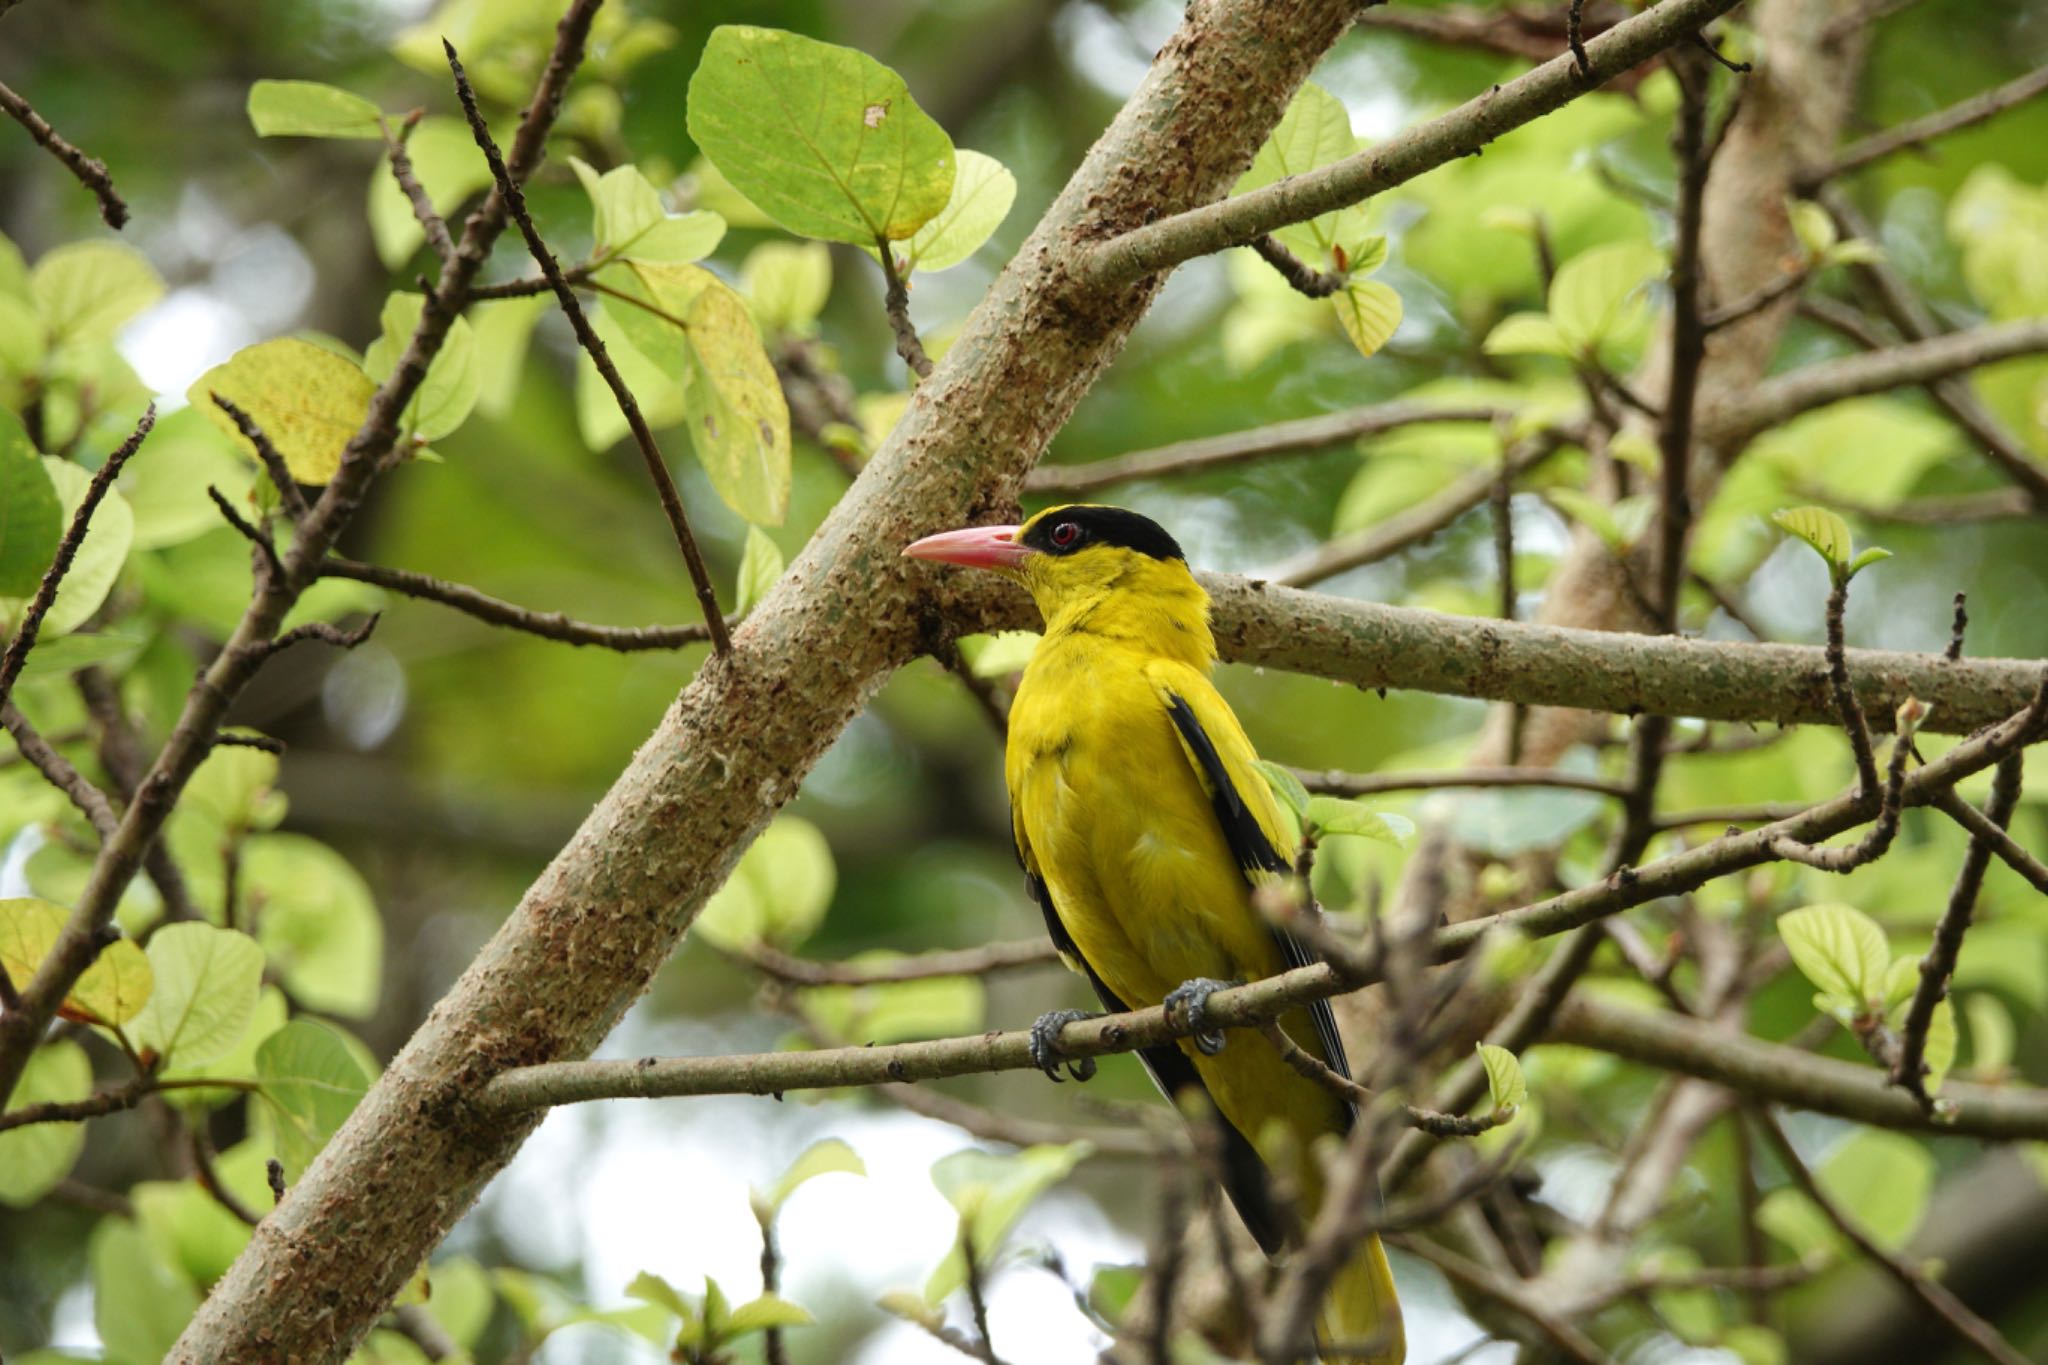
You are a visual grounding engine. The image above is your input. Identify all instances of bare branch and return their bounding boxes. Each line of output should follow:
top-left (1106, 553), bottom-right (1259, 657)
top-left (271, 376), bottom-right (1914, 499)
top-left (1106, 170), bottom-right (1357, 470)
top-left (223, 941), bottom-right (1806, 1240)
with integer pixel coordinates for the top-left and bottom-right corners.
top-left (2, 702), bottom-right (117, 840)
top-left (209, 396), bottom-right (310, 521)
top-left (1818, 64), bottom-right (2048, 184)
top-left (1271, 428), bottom-right (1570, 587)
top-left (1749, 1109), bottom-right (2032, 1365)
top-left (1892, 757), bottom-right (2023, 1105)
top-left (1733, 316), bottom-right (2048, 441)
top-left (876, 238), bottom-right (934, 379)
top-left (1084, 0), bottom-right (1746, 288)
top-left (0, 405), bottom-right (155, 711)
top-left (446, 39), bottom-right (733, 655)
top-left (319, 557), bottom-right (725, 651)
top-left (1026, 401), bottom-right (1509, 495)
top-left (0, 77), bottom-right (128, 227)
top-left (1293, 765), bottom-right (1632, 800)
top-left (1928, 781), bottom-right (2048, 896)
top-left (382, 112), bottom-right (457, 268)
top-left (1248, 233), bottom-right (1344, 297)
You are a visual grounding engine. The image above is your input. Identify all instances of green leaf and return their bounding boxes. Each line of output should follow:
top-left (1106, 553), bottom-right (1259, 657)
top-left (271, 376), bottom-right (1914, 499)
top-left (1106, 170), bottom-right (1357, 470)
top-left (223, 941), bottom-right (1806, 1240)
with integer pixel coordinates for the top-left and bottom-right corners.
top-left (0, 410), bottom-right (60, 596)
top-left (92, 1216), bottom-right (199, 1365)
top-left (256, 1019), bottom-right (371, 1180)
top-left (896, 149), bottom-right (1015, 272)
top-left (246, 80), bottom-right (384, 139)
top-left (0, 897), bottom-right (151, 1028)
top-left (1821, 1129), bottom-right (1935, 1250)
top-left (134, 1172), bottom-right (257, 1287)
top-left (1304, 796), bottom-right (1413, 847)
top-left (956, 629), bottom-right (1040, 678)
top-left (1088, 1265), bottom-right (1145, 1326)
top-left (367, 116), bottom-right (492, 269)
top-left (685, 25), bottom-right (957, 245)
top-left (13, 456), bottom-right (133, 640)
top-left (1789, 199), bottom-right (1837, 259)
top-left (694, 815), bottom-right (836, 951)
top-left (627, 1268), bottom-right (697, 1324)
top-left (363, 293), bottom-right (480, 444)
top-left (1769, 505), bottom-right (1853, 574)
top-left (158, 985), bottom-right (288, 1112)
top-left (1253, 760), bottom-right (1311, 822)
top-left (725, 1294), bottom-right (814, 1335)
top-left (1846, 545), bottom-right (1893, 576)
top-left (926, 1143), bottom-right (1093, 1304)
top-left (120, 406), bottom-right (255, 551)
top-left (742, 242), bottom-right (833, 334)
top-left (1475, 1042), bottom-right (1527, 1114)
top-left (800, 963), bottom-right (985, 1045)
top-left (1483, 312), bottom-right (1575, 359)
top-left (31, 241), bottom-right (165, 345)
top-left (130, 922), bottom-right (266, 1068)
top-left (678, 276), bottom-right (794, 526)
top-left (191, 337), bottom-right (377, 485)
top-left (1780, 903), bottom-right (1890, 1013)
top-left (469, 295), bottom-right (549, 418)
top-left (570, 156), bottom-right (667, 254)
top-left (1235, 82), bottom-right (1367, 266)
top-left (1335, 278), bottom-right (1402, 358)
top-left (245, 834), bottom-right (384, 1019)
top-left (735, 525), bottom-right (784, 617)
top-left (1548, 240), bottom-right (1663, 356)
top-left (1963, 994), bottom-right (2015, 1077)
top-left (182, 741), bottom-right (287, 834)
top-left (767, 1137), bottom-right (866, 1212)
top-left (0, 1040), bottom-right (91, 1206)
top-left (628, 212), bottom-right (728, 265)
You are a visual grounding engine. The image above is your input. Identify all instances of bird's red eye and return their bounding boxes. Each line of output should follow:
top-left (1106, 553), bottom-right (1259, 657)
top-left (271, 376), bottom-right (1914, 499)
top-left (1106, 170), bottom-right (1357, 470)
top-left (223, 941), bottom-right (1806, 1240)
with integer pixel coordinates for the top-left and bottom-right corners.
top-left (1050, 521), bottom-right (1080, 548)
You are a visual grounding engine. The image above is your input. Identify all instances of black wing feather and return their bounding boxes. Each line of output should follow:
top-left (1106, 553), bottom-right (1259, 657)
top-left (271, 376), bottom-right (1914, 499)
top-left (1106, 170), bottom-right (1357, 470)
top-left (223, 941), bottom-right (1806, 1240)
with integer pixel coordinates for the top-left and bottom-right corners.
top-left (1162, 694), bottom-right (1356, 1117)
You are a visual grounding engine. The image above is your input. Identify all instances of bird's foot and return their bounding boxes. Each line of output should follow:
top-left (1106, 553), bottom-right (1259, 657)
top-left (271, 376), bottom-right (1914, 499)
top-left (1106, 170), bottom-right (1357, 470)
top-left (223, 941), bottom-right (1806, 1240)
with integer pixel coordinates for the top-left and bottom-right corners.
top-left (1165, 977), bottom-right (1240, 1055)
top-left (1028, 1008), bottom-right (1100, 1083)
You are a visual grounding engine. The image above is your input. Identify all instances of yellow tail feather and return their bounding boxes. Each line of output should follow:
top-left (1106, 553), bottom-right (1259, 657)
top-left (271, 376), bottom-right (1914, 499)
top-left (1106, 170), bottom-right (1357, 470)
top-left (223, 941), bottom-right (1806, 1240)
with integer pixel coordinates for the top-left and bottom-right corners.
top-left (1317, 1231), bottom-right (1404, 1365)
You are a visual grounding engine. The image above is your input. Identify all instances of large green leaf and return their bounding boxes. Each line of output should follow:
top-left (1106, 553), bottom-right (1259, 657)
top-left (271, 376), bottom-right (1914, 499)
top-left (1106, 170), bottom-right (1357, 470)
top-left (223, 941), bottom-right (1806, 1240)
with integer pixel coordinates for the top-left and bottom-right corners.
top-left (190, 337), bottom-right (377, 485)
top-left (363, 292), bottom-right (480, 444)
top-left (92, 1216), bottom-right (200, 1365)
top-left (764, 1138), bottom-right (866, 1213)
top-left (742, 242), bottom-right (833, 335)
top-left (0, 1040), bottom-right (91, 1206)
top-left (686, 26), bottom-right (956, 245)
top-left (695, 816), bottom-right (835, 951)
top-left (23, 457), bottom-right (134, 637)
top-left (1780, 903), bottom-right (1890, 1015)
top-left (120, 406), bottom-right (255, 551)
top-left (256, 1018), bottom-right (371, 1179)
top-left (925, 1143), bottom-right (1093, 1304)
top-left (244, 834), bottom-right (384, 1019)
top-left (894, 149), bottom-right (1015, 272)
top-left (1548, 239), bottom-right (1663, 358)
top-left (130, 922), bottom-right (265, 1068)
top-left (30, 241), bottom-right (164, 345)
top-left (0, 409), bottom-right (60, 596)
top-left (246, 80), bottom-right (384, 139)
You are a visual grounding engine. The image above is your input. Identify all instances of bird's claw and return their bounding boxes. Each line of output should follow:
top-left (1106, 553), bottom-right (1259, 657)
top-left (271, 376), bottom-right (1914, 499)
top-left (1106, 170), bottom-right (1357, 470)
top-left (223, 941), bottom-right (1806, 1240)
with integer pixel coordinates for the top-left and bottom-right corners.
top-left (1165, 977), bottom-right (1238, 1055)
top-left (1028, 1008), bottom-right (1100, 1082)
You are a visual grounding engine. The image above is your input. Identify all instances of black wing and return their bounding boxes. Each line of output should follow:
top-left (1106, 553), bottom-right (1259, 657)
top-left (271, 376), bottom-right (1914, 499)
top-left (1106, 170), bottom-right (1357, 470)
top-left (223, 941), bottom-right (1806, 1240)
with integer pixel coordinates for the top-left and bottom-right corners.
top-left (1163, 693), bottom-right (1356, 1116)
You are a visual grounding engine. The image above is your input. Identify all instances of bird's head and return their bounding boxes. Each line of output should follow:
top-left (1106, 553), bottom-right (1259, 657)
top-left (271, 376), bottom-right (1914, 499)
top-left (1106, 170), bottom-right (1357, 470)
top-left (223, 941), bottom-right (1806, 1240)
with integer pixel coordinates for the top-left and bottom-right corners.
top-left (904, 504), bottom-right (1209, 655)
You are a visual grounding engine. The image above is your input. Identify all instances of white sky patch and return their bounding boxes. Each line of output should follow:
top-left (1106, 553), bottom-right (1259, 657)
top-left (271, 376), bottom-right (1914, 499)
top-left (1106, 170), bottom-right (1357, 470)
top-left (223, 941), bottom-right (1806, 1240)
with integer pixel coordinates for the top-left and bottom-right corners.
top-left (120, 287), bottom-right (254, 406)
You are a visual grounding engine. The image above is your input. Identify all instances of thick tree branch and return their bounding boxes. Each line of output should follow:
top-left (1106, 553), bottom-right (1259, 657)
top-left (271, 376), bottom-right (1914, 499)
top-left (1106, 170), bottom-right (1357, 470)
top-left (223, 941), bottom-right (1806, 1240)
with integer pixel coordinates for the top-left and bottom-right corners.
top-left (1083, 0), bottom-right (1746, 288)
top-left (953, 572), bottom-right (2048, 734)
top-left (1816, 64), bottom-right (2048, 184)
top-left (1024, 401), bottom-right (1507, 495)
top-left (0, 77), bottom-right (128, 227)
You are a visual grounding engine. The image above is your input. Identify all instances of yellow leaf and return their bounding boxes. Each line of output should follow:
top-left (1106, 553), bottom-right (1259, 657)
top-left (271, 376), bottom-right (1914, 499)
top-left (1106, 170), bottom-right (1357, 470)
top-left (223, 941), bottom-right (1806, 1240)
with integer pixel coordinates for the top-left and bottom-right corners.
top-left (0, 897), bottom-right (153, 1027)
top-left (189, 338), bottom-right (377, 485)
top-left (682, 281), bottom-right (793, 526)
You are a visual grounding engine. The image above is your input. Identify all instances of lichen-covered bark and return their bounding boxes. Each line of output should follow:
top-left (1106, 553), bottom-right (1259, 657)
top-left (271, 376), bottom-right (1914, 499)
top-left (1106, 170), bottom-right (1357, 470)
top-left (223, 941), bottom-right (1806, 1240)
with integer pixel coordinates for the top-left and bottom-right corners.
top-left (171, 2), bottom-right (1366, 1358)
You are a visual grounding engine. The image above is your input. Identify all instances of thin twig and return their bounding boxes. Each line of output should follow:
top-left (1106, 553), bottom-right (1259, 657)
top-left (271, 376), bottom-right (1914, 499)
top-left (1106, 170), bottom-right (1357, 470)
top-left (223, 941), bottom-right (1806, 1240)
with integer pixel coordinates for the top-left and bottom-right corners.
top-left (2, 702), bottom-right (117, 839)
top-left (0, 405), bottom-right (155, 711)
top-left (209, 396), bottom-right (309, 521)
top-left (876, 236), bottom-right (934, 380)
top-left (746, 938), bottom-right (1057, 986)
top-left (1819, 65), bottom-right (2048, 184)
top-left (1928, 782), bottom-right (2048, 895)
top-left (446, 40), bottom-right (733, 655)
top-left (1749, 1109), bottom-right (2032, 1365)
top-left (1026, 401), bottom-right (1509, 495)
top-left (0, 78), bottom-right (128, 227)
top-left (1249, 233), bottom-right (1344, 297)
top-left (1386, 1235), bottom-right (1609, 1365)
top-left (382, 112), bottom-right (457, 268)
top-left (189, 1125), bottom-right (263, 1227)
top-left (1294, 764), bottom-right (1632, 799)
top-left (264, 614), bottom-right (380, 661)
top-left (319, 557), bottom-right (725, 651)
top-left (1702, 267), bottom-right (1811, 330)
top-left (1892, 756), bottom-right (2022, 1106)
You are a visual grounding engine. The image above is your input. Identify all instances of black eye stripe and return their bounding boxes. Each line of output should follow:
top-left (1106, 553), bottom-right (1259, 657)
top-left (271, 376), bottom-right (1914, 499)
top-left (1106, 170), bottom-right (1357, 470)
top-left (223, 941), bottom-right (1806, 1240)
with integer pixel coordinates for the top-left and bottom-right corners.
top-left (1021, 506), bottom-right (1186, 561)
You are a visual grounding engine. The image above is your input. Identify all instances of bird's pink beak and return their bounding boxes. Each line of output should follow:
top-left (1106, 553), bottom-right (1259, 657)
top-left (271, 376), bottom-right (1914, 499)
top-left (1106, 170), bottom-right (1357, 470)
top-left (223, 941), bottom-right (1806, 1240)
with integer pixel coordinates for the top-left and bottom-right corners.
top-left (902, 524), bottom-right (1036, 570)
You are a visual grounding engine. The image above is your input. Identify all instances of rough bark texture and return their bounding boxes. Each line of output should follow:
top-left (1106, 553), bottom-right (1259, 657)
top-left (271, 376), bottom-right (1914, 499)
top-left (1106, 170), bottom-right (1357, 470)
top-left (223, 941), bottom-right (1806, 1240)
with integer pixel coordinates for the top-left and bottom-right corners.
top-left (169, 2), bottom-right (1365, 1358)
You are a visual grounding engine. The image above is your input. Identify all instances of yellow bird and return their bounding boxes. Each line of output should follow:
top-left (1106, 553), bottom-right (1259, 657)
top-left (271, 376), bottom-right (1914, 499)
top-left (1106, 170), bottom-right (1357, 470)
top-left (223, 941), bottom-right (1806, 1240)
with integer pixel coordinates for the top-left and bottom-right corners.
top-left (905, 504), bottom-right (1403, 1364)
